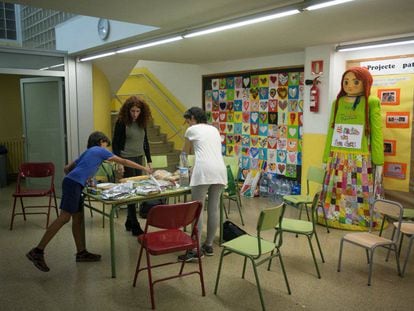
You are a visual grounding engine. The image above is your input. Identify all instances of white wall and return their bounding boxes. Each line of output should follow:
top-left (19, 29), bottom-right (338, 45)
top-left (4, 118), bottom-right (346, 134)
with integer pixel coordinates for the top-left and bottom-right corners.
top-left (56, 16), bottom-right (157, 54)
top-left (138, 52), bottom-right (305, 109)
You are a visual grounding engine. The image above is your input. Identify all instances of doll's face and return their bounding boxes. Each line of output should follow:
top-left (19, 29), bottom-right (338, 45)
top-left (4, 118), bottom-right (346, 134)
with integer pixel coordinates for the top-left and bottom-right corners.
top-left (342, 72), bottom-right (364, 96)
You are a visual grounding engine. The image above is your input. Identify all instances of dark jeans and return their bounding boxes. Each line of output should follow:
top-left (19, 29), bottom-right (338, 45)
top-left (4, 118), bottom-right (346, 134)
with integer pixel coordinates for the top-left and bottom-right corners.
top-left (123, 156), bottom-right (143, 224)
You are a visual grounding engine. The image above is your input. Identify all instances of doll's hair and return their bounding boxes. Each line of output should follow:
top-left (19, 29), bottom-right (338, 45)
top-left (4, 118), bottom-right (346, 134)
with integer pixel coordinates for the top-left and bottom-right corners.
top-left (117, 96), bottom-right (152, 128)
top-left (331, 66), bottom-right (373, 136)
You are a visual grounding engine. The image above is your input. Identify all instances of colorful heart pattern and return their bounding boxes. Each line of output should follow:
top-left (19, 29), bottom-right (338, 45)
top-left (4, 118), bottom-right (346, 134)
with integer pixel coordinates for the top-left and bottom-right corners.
top-left (205, 71), bottom-right (303, 177)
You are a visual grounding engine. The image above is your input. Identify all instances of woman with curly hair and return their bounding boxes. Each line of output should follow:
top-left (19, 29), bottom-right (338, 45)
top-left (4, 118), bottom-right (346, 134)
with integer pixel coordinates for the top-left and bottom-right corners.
top-left (112, 96), bottom-right (153, 236)
top-left (321, 67), bottom-right (384, 231)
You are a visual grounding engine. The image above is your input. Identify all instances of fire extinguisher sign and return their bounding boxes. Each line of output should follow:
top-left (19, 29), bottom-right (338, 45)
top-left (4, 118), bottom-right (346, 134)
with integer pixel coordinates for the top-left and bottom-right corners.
top-left (311, 60), bottom-right (324, 75)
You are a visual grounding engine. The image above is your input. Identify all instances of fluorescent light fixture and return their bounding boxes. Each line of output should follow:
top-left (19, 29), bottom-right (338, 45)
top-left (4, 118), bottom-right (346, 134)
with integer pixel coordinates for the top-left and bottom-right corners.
top-left (39, 63), bottom-right (65, 70)
top-left (79, 51), bottom-right (116, 62)
top-left (305, 0), bottom-right (354, 11)
top-left (336, 36), bottom-right (414, 52)
top-left (117, 36), bottom-right (183, 53)
top-left (184, 9), bottom-right (300, 38)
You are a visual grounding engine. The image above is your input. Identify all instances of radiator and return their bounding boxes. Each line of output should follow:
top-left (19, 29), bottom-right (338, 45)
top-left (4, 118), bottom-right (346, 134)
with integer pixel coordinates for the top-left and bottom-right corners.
top-left (0, 138), bottom-right (24, 174)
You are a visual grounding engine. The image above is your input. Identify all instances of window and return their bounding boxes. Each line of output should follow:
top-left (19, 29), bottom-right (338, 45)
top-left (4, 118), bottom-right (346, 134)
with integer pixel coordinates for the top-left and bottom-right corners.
top-left (0, 2), bottom-right (17, 40)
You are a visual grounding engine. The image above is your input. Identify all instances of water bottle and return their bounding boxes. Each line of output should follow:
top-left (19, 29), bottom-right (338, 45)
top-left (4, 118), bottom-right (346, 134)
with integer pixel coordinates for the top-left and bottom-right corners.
top-left (268, 175), bottom-right (276, 199)
top-left (292, 180), bottom-right (301, 195)
top-left (280, 179), bottom-right (291, 198)
top-left (259, 173), bottom-right (269, 197)
top-left (179, 152), bottom-right (189, 187)
top-left (274, 177), bottom-right (282, 202)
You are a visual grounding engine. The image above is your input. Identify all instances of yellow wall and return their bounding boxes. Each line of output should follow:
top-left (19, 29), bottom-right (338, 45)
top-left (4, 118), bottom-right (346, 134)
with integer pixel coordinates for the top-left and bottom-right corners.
top-left (0, 75), bottom-right (22, 140)
top-left (115, 67), bottom-right (187, 150)
top-left (92, 65), bottom-right (112, 138)
top-left (301, 133), bottom-right (326, 195)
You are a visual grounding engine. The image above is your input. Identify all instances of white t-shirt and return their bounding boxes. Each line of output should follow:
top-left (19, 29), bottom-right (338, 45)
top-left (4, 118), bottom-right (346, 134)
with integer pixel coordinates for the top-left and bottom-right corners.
top-left (185, 123), bottom-right (227, 187)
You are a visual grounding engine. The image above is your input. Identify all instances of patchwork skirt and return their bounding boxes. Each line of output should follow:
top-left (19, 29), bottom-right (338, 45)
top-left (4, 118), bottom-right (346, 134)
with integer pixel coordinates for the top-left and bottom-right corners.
top-left (319, 151), bottom-right (382, 231)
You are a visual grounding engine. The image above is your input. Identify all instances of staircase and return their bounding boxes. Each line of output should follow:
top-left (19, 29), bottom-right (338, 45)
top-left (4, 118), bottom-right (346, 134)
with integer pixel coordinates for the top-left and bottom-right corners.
top-left (146, 120), bottom-right (180, 172)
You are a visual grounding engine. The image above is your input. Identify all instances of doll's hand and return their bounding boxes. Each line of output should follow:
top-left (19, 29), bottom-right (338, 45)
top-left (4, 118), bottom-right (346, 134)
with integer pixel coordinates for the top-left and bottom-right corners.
top-left (374, 165), bottom-right (383, 198)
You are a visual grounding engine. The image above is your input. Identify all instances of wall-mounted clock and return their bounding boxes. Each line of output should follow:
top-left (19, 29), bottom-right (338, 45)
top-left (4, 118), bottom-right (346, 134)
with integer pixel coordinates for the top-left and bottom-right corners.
top-left (97, 18), bottom-right (110, 40)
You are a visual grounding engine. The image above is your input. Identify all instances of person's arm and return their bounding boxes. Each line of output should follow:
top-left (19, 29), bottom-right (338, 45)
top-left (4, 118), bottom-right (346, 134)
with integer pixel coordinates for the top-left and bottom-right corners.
top-left (64, 161), bottom-right (76, 175)
top-left (112, 120), bottom-right (124, 156)
top-left (182, 138), bottom-right (192, 154)
top-left (143, 128), bottom-right (152, 168)
top-left (107, 155), bottom-right (153, 175)
top-left (322, 100), bottom-right (336, 164)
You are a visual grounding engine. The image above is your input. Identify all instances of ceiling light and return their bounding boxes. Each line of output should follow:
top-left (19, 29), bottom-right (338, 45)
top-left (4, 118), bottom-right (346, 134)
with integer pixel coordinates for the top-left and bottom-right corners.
top-left (305, 0), bottom-right (354, 11)
top-left (79, 51), bottom-right (116, 62)
top-left (117, 36), bottom-right (183, 53)
top-left (336, 36), bottom-right (414, 52)
top-left (184, 9), bottom-right (300, 38)
top-left (39, 63), bottom-right (65, 70)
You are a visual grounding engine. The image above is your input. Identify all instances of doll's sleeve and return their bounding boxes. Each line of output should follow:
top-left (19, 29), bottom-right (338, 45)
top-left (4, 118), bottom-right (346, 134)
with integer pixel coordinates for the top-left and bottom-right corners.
top-left (322, 101), bottom-right (336, 163)
top-left (369, 96), bottom-right (384, 165)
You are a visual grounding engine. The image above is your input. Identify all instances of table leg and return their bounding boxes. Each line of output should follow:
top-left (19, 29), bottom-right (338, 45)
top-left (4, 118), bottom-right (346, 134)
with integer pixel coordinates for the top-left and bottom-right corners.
top-left (110, 204), bottom-right (117, 278)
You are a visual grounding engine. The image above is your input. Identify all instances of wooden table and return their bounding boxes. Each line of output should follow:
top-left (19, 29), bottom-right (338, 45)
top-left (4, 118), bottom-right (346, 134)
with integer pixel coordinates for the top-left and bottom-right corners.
top-left (83, 186), bottom-right (191, 278)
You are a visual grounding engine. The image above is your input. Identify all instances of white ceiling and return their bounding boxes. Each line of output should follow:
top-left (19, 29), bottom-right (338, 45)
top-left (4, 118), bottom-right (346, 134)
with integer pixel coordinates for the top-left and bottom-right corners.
top-left (9, 0), bottom-right (414, 65)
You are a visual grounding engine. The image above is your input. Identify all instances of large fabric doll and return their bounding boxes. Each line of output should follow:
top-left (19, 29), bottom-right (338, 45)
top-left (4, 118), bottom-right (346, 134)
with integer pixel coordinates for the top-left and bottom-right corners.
top-left (320, 67), bottom-right (384, 231)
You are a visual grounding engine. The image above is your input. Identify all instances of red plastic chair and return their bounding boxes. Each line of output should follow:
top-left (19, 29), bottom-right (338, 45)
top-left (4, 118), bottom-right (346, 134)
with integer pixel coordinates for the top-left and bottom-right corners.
top-left (10, 162), bottom-right (59, 230)
top-left (133, 200), bottom-right (205, 309)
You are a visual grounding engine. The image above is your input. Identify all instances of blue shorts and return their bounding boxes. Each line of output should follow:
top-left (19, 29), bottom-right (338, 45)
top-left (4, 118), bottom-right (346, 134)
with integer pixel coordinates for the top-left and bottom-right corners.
top-left (60, 177), bottom-right (84, 214)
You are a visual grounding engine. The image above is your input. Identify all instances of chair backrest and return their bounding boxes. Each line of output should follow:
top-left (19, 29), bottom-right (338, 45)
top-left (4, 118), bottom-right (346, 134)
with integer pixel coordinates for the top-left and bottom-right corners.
top-left (95, 162), bottom-right (115, 183)
top-left (255, 203), bottom-right (285, 256)
top-left (306, 166), bottom-right (325, 195)
top-left (150, 155), bottom-right (168, 169)
top-left (373, 199), bottom-right (403, 241)
top-left (223, 156), bottom-right (239, 180)
top-left (146, 200), bottom-right (203, 233)
top-left (17, 162), bottom-right (55, 191)
top-left (225, 165), bottom-right (237, 195)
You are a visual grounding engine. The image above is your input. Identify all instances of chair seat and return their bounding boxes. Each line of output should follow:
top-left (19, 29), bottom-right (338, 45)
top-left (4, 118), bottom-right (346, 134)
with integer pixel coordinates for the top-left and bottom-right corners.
top-left (13, 189), bottom-right (52, 197)
top-left (138, 229), bottom-right (196, 255)
top-left (283, 194), bottom-right (312, 205)
top-left (394, 222), bottom-right (414, 235)
top-left (222, 234), bottom-right (275, 256)
top-left (343, 232), bottom-right (392, 248)
top-left (280, 218), bottom-right (313, 233)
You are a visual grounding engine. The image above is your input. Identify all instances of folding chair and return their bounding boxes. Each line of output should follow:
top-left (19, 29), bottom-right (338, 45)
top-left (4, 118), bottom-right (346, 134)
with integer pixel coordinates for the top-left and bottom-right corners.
top-left (337, 199), bottom-right (403, 286)
top-left (133, 200), bottom-right (205, 309)
top-left (10, 162), bottom-right (58, 230)
top-left (215, 203), bottom-right (291, 311)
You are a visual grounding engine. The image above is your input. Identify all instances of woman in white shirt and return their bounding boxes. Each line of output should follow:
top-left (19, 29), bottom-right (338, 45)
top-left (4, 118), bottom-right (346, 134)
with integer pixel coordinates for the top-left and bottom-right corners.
top-left (179, 107), bottom-right (227, 262)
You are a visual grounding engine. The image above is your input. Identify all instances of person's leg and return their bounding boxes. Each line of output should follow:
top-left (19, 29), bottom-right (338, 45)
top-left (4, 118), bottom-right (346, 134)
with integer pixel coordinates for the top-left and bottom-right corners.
top-left (178, 184), bottom-right (209, 262)
top-left (204, 184), bottom-right (224, 247)
top-left (124, 156), bottom-right (144, 235)
top-left (37, 211), bottom-right (72, 249)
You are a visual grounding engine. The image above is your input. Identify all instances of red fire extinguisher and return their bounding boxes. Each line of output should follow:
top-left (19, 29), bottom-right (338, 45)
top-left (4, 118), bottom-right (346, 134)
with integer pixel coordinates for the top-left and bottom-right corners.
top-left (309, 76), bottom-right (320, 113)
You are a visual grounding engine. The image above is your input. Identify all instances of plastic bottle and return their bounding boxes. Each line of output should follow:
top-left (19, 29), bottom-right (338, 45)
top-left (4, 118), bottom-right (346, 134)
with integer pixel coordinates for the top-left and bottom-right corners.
top-left (179, 152), bottom-right (189, 187)
top-left (268, 175), bottom-right (276, 199)
top-left (259, 173), bottom-right (269, 197)
top-left (273, 177), bottom-right (282, 202)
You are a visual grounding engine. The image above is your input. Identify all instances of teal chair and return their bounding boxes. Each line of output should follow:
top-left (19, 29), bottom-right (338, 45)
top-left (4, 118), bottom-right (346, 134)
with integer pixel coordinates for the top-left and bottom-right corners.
top-left (214, 203), bottom-right (291, 311)
top-left (277, 192), bottom-right (325, 278)
top-left (283, 166), bottom-right (329, 233)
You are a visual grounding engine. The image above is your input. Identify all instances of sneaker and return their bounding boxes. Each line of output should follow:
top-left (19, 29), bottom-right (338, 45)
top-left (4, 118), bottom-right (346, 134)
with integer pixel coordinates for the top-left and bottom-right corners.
top-left (178, 250), bottom-right (204, 262)
top-left (76, 250), bottom-right (102, 262)
top-left (26, 248), bottom-right (50, 272)
top-left (202, 244), bottom-right (214, 256)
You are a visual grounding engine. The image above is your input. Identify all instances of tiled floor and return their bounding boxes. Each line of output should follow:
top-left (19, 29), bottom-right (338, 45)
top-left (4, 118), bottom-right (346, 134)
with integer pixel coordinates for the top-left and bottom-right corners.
top-left (1, 183), bottom-right (413, 310)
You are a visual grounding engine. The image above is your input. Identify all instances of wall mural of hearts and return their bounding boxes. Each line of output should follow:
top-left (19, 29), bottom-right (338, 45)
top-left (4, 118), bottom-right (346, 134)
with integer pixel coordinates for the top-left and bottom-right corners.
top-left (204, 69), bottom-right (303, 180)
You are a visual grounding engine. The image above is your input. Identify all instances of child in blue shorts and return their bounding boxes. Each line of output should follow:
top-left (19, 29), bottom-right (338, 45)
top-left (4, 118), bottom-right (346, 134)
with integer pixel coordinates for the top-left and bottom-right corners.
top-left (27, 131), bottom-right (152, 272)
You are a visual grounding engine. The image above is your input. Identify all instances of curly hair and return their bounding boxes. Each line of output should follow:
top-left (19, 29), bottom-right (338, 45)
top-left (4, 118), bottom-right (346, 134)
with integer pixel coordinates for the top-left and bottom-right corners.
top-left (331, 66), bottom-right (373, 136)
top-left (117, 96), bottom-right (152, 128)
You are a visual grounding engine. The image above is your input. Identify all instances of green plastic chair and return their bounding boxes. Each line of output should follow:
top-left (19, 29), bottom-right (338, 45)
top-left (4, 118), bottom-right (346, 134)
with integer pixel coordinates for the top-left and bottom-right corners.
top-left (148, 155), bottom-right (168, 169)
top-left (277, 192), bottom-right (325, 278)
top-left (223, 156), bottom-right (244, 224)
top-left (283, 166), bottom-right (329, 233)
top-left (214, 203), bottom-right (291, 311)
top-left (222, 165), bottom-right (244, 225)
